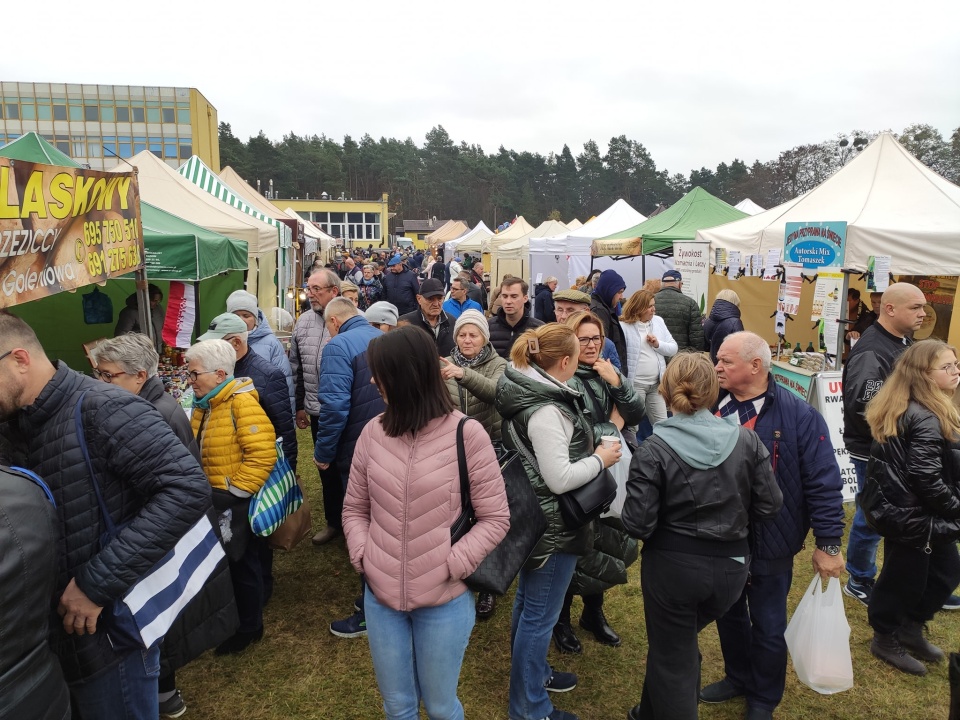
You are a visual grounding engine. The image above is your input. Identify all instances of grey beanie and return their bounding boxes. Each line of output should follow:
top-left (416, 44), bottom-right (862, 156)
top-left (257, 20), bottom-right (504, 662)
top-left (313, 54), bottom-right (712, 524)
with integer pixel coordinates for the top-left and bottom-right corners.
top-left (226, 290), bottom-right (259, 317)
top-left (454, 309), bottom-right (490, 343)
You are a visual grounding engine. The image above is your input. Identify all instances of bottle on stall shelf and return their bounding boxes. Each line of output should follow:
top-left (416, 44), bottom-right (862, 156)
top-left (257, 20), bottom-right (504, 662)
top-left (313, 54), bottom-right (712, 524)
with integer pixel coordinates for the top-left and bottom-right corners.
top-left (794, 342), bottom-right (802, 353)
top-left (805, 341), bottom-right (816, 353)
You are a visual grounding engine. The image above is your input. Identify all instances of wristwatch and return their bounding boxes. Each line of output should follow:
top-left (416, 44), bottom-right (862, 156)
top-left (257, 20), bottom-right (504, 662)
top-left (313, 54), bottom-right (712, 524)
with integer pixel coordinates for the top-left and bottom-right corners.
top-left (816, 544), bottom-right (841, 556)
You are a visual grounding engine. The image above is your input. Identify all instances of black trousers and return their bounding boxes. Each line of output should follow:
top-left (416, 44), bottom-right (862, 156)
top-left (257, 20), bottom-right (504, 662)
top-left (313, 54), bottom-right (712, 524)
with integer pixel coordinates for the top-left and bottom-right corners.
top-left (636, 549), bottom-right (748, 720)
top-left (868, 538), bottom-right (960, 634)
top-left (309, 414), bottom-right (344, 530)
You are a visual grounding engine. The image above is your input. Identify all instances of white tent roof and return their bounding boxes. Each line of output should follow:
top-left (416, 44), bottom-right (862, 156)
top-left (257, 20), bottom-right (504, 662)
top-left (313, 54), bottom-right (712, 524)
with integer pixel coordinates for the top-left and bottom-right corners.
top-left (566, 219), bottom-right (583, 230)
top-left (482, 216), bottom-right (536, 253)
top-left (498, 220), bottom-right (570, 259)
top-left (530, 199), bottom-right (646, 255)
top-left (734, 198), bottom-right (766, 215)
top-left (697, 133), bottom-right (960, 275)
top-left (116, 150), bottom-right (278, 256)
top-left (447, 221), bottom-right (493, 255)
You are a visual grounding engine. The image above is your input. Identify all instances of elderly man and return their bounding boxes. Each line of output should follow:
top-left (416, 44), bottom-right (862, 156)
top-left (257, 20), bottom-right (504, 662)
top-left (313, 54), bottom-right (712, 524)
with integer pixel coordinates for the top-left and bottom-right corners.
top-left (534, 276), bottom-right (558, 323)
top-left (458, 269), bottom-right (486, 308)
top-left (0, 311), bottom-right (210, 717)
top-left (398, 278), bottom-right (456, 356)
top-left (313, 298), bottom-right (387, 639)
top-left (840, 283), bottom-right (960, 610)
top-left (701, 331), bottom-right (845, 720)
top-left (289, 267), bottom-right (345, 546)
top-left (488, 277), bottom-right (544, 359)
top-left (381, 254), bottom-right (420, 315)
top-left (553, 288), bottom-right (622, 370)
top-left (655, 269), bottom-right (704, 354)
top-left (443, 277), bottom-right (484, 319)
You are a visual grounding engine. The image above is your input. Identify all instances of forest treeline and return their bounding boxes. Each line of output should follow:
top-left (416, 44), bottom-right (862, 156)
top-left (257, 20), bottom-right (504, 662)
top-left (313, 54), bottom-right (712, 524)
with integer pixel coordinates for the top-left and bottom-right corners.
top-left (218, 122), bottom-right (960, 229)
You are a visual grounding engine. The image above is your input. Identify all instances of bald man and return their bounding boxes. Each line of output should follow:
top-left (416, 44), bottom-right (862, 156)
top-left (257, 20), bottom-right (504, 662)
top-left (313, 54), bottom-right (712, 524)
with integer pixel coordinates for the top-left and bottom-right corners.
top-left (842, 283), bottom-right (926, 606)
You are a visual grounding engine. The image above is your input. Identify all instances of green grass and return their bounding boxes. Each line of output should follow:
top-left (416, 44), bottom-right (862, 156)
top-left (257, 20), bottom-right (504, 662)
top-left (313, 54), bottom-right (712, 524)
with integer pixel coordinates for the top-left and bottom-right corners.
top-left (178, 429), bottom-right (957, 719)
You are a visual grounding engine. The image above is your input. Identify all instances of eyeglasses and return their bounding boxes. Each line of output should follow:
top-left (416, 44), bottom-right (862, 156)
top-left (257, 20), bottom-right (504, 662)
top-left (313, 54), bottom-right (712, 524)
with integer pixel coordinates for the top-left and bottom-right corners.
top-left (0, 350), bottom-right (12, 363)
top-left (188, 370), bottom-right (218, 382)
top-left (932, 362), bottom-right (960, 374)
top-left (93, 368), bottom-right (128, 383)
top-left (577, 336), bottom-right (603, 347)
top-left (305, 285), bottom-right (336, 294)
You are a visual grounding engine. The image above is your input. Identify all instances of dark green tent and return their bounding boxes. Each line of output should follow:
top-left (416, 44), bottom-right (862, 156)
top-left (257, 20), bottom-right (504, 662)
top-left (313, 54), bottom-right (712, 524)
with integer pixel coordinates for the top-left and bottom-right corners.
top-left (600, 187), bottom-right (748, 256)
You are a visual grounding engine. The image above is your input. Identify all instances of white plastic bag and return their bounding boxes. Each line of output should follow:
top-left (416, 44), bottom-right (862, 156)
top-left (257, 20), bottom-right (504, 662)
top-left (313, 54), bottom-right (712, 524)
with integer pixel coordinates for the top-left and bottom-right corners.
top-left (601, 430), bottom-right (632, 519)
top-left (784, 575), bottom-right (854, 694)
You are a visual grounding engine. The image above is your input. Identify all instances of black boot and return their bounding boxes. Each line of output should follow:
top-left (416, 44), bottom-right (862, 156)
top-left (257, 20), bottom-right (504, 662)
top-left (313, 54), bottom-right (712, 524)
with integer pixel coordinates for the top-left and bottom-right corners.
top-left (476, 592), bottom-right (496, 619)
top-left (871, 631), bottom-right (927, 675)
top-left (898, 620), bottom-right (944, 663)
top-left (579, 607), bottom-right (621, 647)
top-left (552, 622), bottom-right (582, 654)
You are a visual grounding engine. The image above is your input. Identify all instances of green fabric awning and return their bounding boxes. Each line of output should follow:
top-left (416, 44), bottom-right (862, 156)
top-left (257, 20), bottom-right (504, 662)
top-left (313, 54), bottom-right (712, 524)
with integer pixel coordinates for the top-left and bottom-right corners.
top-left (0, 131), bottom-right (77, 165)
top-left (600, 187), bottom-right (748, 255)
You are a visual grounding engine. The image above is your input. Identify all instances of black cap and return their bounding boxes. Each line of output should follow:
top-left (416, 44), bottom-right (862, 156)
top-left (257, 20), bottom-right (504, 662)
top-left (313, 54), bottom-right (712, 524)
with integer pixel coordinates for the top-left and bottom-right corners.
top-left (419, 279), bottom-right (445, 298)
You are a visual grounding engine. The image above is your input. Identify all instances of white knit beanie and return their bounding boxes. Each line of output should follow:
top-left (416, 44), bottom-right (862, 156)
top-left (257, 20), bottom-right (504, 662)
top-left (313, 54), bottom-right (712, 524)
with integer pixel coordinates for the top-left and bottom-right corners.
top-left (226, 290), bottom-right (259, 317)
top-left (454, 309), bottom-right (490, 342)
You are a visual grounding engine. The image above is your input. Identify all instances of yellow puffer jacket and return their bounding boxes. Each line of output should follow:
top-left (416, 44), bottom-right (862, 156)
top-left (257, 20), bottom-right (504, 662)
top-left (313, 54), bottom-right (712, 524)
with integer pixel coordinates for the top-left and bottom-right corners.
top-left (191, 377), bottom-right (277, 496)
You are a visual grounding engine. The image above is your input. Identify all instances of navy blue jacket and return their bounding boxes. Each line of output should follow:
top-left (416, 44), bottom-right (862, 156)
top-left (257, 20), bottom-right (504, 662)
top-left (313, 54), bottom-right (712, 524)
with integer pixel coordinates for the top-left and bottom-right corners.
top-left (534, 285), bottom-right (556, 323)
top-left (382, 266), bottom-right (420, 316)
top-left (235, 348), bottom-right (297, 467)
top-left (313, 316), bottom-right (386, 476)
top-left (703, 299), bottom-right (744, 364)
top-left (715, 374), bottom-right (844, 574)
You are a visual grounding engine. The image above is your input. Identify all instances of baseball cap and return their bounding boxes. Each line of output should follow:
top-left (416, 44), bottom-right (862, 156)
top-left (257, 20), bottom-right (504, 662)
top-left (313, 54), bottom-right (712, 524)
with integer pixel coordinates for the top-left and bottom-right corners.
top-left (364, 301), bottom-right (399, 327)
top-left (198, 312), bottom-right (249, 341)
top-left (387, 254), bottom-right (403, 267)
top-left (418, 278), bottom-right (445, 298)
top-left (662, 269), bottom-right (682, 282)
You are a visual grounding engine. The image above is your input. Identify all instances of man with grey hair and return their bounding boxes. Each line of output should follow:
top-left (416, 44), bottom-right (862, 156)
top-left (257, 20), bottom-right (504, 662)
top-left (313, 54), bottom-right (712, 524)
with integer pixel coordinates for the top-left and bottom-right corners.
top-left (315, 297), bottom-right (386, 638)
top-left (0, 311), bottom-right (210, 717)
top-left (700, 331), bottom-right (845, 720)
top-left (289, 267), bottom-right (345, 545)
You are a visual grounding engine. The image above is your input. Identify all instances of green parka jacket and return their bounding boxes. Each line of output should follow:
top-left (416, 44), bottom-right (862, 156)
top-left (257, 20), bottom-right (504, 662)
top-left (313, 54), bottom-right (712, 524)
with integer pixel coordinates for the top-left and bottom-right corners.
top-left (444, 345), bottom-right (508, 441)
top-left (568, 363), bottom-right (645, 446)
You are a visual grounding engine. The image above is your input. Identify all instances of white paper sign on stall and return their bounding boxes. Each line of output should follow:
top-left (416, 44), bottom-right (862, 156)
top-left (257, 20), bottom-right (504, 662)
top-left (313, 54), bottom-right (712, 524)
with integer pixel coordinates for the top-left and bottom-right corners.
top-left (810, 372), bottom-right (857, 502)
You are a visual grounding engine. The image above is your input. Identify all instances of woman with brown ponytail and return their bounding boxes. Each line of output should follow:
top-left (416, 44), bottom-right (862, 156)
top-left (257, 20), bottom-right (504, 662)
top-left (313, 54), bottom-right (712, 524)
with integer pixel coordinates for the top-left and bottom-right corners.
top-left (621, 353), bottom-right (782, 720)
top-left (496, 324), bottom-right (622, 720)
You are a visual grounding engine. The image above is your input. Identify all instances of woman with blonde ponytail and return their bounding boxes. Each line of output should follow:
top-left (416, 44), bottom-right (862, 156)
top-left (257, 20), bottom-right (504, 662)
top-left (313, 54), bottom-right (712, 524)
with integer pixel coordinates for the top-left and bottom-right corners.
top-left (621, 353), bottom-right (782, 720)
top-left (496, 324), bottom-right (622, 720)
top-left (861, 340), bottom-right (960, 676)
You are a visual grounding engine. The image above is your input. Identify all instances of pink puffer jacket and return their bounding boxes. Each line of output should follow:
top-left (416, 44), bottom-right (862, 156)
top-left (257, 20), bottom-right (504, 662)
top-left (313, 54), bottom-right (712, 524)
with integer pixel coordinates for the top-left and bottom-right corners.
top-left (342, 411), bottom-right (510, 611)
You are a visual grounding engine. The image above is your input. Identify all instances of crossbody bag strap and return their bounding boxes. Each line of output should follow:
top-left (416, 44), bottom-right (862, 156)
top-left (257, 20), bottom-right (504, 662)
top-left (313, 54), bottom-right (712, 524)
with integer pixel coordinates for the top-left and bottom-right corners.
top-left (7, 465), bottom-right (56, 507)
top-left (505, 419), bottom-right (542, 476)
top-left (73, 391), bottom-right (118, 536)
top-left (455, 416), bottom-right (472, 516)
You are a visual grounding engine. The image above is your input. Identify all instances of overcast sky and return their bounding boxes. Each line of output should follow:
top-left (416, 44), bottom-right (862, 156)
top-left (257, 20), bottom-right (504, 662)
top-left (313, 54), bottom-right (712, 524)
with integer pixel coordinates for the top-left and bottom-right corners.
top-left (5, 0), bottom-right (958, 177)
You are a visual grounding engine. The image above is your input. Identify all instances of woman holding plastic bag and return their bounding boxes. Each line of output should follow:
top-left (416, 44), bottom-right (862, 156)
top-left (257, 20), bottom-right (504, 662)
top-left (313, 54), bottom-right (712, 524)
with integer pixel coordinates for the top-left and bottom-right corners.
top-left (550, 311), bottom-right (645, 655)
top-left (621, 353), bottom-right (782, 720)
top-left (860, 340), bottom-right (960, 676)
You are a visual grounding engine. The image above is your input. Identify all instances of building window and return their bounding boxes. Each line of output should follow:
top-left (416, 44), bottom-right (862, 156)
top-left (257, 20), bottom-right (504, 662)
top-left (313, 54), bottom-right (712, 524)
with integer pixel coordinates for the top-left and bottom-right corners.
top-left (72, 140), bottom-right (85, 157)
top-left (132, 107), bottom-right (145, 123)
top-left (161, 107), bottom-right (175, 123)
top-left (133, 136), bottom-right (146, 154)
top-left (103, 137), bottom-right (117, 157)
top-left (4, 104), bottom-right (18, 120)
top-left (147, 108), bottom-right (161, 123)
top-left (348, 212), bottom-right (363, 224)
top-left (87, 140), bottom-right (102, 158)
top-left (330, 212), bottom-right (345, 224)
top-left (149, 137), bottom-right (162, 157)
top-left (37, 104), bottom-right (51, 120)
top-left (365, 213), bottom-right (378, 224)
top-left (177, 108), bottom-right (191, 124)
top-left (100, 106), bottom-right (115, 122)
top-left (115, 106), bottom-right (130, 122)
top-left (56, 141), bottom-right (70, 155)
top-left (20, 104), bottom-right (36, 120)
top-left (69, 105), bottom-right (83, 121)
top-left (118, 136), bottom-right (131, 156)
top-left (164, 143), bottom-right (177, 158)
top-left (53, 104), bottom-right (67, 121)
top-left (179, 143), bottom-right (192, 159)
top-left (84, 105), bottom-right (99, 121)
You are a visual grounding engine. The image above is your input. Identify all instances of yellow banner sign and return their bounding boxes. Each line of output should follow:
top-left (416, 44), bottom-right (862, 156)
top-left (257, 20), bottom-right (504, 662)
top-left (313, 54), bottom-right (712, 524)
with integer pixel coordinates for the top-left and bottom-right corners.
top-left (591, 237), bottom-right (642, 257)
top-left (0, 159), bottom-right (144, 308)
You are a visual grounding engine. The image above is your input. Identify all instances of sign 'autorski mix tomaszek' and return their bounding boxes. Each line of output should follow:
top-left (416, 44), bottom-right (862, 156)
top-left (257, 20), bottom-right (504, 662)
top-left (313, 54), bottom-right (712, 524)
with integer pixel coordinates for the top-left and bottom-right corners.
top-left (0, 158), bottom-right (144, 308)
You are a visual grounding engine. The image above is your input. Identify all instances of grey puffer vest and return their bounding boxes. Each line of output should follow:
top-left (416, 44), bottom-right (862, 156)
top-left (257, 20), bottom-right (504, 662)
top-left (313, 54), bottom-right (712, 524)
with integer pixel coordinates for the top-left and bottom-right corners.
top-left (289, 308), bottom-right (330, 416)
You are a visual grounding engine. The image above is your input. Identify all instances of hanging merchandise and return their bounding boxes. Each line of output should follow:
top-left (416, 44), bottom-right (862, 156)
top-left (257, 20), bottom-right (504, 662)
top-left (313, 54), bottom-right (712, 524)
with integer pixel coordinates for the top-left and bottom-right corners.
top-left (782, 263), bottom-right (804, 315)
top-left (762, 249), bottom-right (782, 281)
top-left (714, 248), bottom-right (728, 274)
top-left (868, 255), bottom-right (892, 292)
top-left (811, 271), bottom-right (844, 321)
top-left (82, 287), bottom-right (114, 324)
top-left (163, 282), bottom-right (195, 348)
top-left (728, 251), bottom-right (742, 280)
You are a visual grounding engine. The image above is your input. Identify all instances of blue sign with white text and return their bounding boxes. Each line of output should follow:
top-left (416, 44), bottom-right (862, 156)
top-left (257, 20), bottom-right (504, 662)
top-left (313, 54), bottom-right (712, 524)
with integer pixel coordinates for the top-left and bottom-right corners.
top-left (784, 221), bottom-right (847, 269)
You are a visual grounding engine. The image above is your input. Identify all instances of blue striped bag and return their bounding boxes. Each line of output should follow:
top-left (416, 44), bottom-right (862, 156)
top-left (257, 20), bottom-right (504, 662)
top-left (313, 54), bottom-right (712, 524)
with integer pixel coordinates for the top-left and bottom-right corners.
top-left (248, 439), bottom-right (303, 536)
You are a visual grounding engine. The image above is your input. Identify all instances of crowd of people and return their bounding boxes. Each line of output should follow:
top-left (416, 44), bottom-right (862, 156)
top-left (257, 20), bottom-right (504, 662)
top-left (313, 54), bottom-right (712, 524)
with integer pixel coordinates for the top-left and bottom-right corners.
top-left (1, 241), bottom-right (959, 720)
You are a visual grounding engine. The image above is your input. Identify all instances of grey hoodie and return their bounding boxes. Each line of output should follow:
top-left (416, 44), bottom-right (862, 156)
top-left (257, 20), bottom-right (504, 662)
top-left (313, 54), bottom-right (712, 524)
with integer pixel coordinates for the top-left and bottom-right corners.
top-left (651, 409), bottom-right (739, 469)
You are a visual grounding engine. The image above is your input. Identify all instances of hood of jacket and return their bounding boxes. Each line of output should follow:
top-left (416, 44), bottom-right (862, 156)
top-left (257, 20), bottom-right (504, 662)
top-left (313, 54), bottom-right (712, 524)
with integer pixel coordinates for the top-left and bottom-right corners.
top-left (709, 299), bottom-right (741, 322)
top-left (206, 376), bottom-right (258, 409)
top-left (496, 363), bottom-right (580, 422)
top-left (594, 270), bottom-right (626, 308)
top-left (652, 409), bottom-right (740, 469)
top-left (249, 309), bottom-right (274, 342)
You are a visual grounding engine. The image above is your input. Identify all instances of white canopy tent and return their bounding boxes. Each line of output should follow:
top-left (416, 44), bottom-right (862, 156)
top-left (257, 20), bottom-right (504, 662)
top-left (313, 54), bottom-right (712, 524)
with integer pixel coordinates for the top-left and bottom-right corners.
top-left (494, 219), bottom-right (570, 289)
top-left (529, 199), bottom-right (648, 288)
top-left (445, 221), bottom-right (493, 257)
top-left (698, 133), bottom-right (960, 276)
top-left (734, 198), bottom-right (766, 215)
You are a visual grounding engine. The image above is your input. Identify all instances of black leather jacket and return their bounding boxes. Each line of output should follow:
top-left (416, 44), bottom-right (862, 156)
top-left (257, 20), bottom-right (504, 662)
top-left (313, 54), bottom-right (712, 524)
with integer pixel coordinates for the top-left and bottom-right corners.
top-left (863, 401), bottom-right (960, 548)
top-left (622, 424), bottom-right (783, 556)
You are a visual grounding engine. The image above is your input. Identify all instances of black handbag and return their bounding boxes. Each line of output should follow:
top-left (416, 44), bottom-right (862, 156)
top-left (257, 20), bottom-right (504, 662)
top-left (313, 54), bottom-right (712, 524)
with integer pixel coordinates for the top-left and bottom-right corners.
top-left (505, 420), bottom-right (615, 530)
top-left (451, 418), bottom-right (548, 595)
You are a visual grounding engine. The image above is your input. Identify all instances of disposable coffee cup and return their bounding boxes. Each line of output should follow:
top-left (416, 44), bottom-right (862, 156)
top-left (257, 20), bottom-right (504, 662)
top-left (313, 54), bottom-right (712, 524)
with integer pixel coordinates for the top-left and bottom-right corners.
top-left (600, 436), bottom-right (620, 448)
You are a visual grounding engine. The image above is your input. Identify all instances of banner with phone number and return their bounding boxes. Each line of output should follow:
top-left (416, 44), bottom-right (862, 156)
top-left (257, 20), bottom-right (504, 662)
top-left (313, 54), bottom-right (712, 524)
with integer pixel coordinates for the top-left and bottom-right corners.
top-left (0, 158), bottom-right (144, 308)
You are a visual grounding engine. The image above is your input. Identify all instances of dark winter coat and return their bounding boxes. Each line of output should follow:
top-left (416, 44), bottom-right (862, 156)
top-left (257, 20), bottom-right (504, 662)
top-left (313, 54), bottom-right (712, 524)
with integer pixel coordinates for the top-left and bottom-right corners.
top-left (10, 363), bottom-right (210, 683)
top-left (863, 402), bottom-right (960, 549)
top-left (139, 375), bottom-right (199, 462)
top-left (236, 347), bottom-right (298, 468)
top-left (714, 375), bottom-right (845, 575)
top-left (591, 270), bottom-right (627, 363)
top-left (0, 466), bottom-right (70, 720)
top-left (357, 277), bottom-right (385, 311)
top-left (568, 518), bottom-right (639, 596)
top-left (444, 345), bottom-right (508, 441)
top-left (488, 308), bottom-right (544, 359)
top-left (382, 266), bottom-right (421, 316)
top-left (842, 322), bottom-right (911, 460)
top-left (398, 310), bottom-right (456, 357)
top-left (655, 286), bottom-right (704, 353)
top-left (248, 309), bottom-right (295, 413)
top-left (534, 285), bottom-right (556, 323)
top-left (703, 299), bottom-right (744, 364)
top-left (569, 363), bottom-right (645, 446)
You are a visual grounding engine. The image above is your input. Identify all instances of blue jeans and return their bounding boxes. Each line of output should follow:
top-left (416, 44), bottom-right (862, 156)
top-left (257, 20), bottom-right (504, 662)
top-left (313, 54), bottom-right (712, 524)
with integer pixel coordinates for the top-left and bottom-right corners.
top-left (70, 645), bottom-right (160, 720)
top-left (845, 458), bottom-right (881, 584)
top-left (365, 587), bottom-right (475, 720)
top-left (715, 570), bottom-right (793, 712)
top-left (509, 553), bottom-right (578, 720)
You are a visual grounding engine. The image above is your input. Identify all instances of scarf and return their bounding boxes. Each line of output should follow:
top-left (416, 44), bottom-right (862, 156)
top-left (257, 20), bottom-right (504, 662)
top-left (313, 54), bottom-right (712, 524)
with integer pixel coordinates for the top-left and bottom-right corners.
top-left (452, 343), bottom-right (491, 369)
